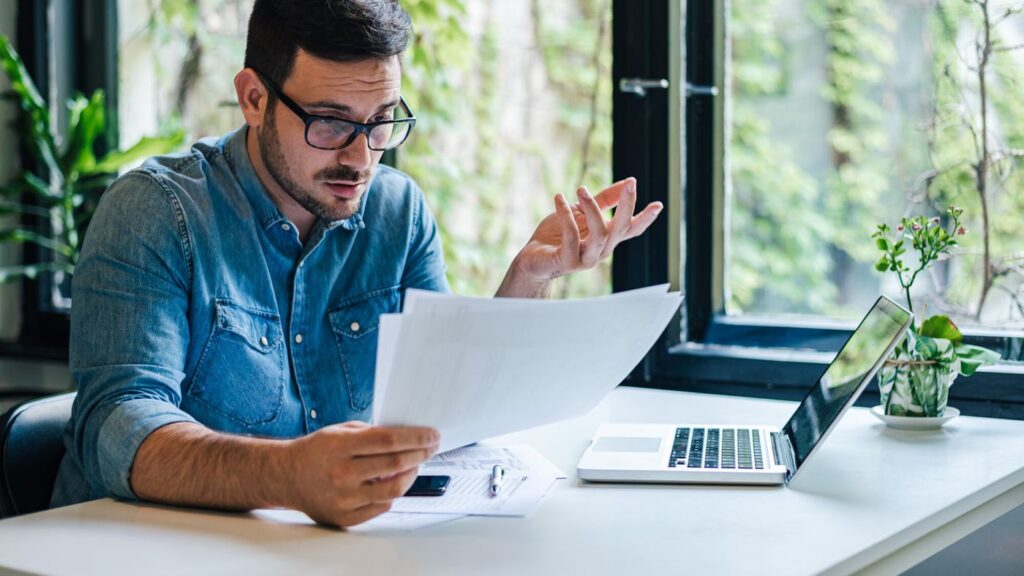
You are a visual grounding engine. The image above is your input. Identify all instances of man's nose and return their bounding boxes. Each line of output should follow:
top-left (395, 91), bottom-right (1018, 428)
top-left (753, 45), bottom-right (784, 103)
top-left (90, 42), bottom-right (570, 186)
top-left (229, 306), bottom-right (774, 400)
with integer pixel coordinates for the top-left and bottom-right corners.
top-left (337, 133), bottom-right (373, 172)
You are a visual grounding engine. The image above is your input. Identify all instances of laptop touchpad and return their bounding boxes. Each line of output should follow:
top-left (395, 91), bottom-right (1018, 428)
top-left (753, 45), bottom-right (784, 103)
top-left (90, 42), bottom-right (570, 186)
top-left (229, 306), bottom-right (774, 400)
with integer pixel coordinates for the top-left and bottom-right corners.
top-left (593, 437), bottom-right (662, 453)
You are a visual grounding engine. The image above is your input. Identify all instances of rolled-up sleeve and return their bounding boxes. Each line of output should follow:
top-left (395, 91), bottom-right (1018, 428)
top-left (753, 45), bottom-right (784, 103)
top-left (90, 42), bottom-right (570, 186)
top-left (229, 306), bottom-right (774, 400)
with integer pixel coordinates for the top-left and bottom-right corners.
top-left (400, 183), bottom-right (450, 295)
top-left (67, 170), bottom-right (197, 501)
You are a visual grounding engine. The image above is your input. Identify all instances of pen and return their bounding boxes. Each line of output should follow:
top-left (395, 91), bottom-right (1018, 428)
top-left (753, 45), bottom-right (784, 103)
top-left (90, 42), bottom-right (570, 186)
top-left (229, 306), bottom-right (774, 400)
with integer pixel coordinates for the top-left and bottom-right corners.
top-left (489, 464), bottom-right (505, 497)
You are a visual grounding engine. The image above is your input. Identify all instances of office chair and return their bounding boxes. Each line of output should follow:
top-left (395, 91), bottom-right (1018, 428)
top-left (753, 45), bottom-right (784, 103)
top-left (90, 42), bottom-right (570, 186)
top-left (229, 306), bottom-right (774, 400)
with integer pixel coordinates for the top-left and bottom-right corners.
top-left (0, 392), bottom-right (75, 518)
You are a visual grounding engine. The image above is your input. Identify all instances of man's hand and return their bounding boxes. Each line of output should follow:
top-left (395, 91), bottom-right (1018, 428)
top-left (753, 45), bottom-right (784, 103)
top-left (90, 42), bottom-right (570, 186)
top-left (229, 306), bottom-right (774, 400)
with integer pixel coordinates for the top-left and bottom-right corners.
top-left (286, 422), bottom-right (440, 527)
top-left (131, 421), bottom-right (439, 530)
top-left (496, 177), bottom-right (662, 298)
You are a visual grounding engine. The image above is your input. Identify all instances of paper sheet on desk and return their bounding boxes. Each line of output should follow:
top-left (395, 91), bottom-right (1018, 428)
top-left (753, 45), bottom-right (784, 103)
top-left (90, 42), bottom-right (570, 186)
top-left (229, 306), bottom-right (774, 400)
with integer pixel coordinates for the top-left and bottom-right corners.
top-left (392, 444), bottom-right (564, 516)
top-left (373, 285), bottom-right (682, 453)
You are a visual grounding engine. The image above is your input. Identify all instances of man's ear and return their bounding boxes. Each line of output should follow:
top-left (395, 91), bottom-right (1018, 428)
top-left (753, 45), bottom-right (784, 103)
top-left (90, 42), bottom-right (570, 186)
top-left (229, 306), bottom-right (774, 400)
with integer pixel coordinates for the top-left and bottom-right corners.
top-left (234, 68), bottom-right (270, 128)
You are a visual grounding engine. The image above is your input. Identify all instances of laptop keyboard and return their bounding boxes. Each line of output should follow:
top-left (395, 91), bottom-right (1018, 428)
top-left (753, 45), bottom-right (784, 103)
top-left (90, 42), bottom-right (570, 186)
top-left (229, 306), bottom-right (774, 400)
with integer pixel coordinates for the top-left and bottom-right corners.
top-left (668, 427), bottom-right (765, 470)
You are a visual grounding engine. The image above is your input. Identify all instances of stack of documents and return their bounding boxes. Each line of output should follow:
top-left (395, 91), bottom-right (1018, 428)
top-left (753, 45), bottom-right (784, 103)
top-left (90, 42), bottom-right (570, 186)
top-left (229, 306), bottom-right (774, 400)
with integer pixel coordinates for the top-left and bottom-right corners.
top-left (393, 443), bottom-right (565, 517)
top-left (373, 284), bottom-right (683, 452)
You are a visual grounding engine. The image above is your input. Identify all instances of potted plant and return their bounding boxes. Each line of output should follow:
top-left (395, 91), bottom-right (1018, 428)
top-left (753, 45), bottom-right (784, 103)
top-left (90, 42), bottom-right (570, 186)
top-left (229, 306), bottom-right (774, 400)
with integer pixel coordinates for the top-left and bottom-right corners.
top-left (871, 205), bottom-right (1000, 418)
top-left (0, 34), bottom-right (184, 288)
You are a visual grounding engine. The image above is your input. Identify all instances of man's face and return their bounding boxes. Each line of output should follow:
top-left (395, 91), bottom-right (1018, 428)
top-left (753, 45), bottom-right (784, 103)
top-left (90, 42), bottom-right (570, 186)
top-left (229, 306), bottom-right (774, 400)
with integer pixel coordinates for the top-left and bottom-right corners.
top-left (258, 50), bottom-right (402, 221)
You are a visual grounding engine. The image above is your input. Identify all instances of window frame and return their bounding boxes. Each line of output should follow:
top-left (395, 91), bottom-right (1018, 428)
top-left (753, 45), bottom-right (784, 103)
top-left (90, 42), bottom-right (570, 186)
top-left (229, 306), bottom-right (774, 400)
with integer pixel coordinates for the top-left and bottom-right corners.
top-left (0, 0), bottom-right (118, 361)
top-left (611, 0), bottom-right (1024, 419)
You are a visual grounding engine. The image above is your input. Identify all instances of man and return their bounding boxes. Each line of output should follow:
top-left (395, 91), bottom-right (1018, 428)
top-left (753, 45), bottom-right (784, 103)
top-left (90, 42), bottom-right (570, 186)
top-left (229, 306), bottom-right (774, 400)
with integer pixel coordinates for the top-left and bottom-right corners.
top-left (51, 0), bottom-right (663, 527)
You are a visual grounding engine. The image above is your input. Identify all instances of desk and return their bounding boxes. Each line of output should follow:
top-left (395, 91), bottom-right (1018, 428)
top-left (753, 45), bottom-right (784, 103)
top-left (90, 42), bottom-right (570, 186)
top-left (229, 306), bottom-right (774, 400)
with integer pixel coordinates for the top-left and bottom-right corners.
top-left (2, 387), bottom-right (1024, 576)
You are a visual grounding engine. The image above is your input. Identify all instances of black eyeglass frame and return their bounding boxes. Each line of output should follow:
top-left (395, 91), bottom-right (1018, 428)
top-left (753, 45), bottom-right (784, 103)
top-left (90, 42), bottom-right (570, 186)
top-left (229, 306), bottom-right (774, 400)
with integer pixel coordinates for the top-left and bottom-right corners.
top-left (255, 72), bottom-right (416, 152)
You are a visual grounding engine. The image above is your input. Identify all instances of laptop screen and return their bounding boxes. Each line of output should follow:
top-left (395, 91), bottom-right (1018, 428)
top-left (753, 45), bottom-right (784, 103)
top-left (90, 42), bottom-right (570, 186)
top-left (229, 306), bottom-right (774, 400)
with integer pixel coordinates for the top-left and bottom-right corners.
top-left (781, 297), bottom-right (912, 472)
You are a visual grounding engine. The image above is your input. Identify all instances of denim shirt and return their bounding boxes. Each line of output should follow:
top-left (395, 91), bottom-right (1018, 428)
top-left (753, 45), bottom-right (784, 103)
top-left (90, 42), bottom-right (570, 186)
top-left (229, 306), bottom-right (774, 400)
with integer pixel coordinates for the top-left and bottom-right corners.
top-left (51, 127), bottom-right (450, 507)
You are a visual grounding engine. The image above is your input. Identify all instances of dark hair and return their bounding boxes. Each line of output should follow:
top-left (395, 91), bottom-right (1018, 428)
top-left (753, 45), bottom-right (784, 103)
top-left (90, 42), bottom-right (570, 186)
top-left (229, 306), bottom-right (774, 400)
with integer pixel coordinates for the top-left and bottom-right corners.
top-left (244, 0), bottom-right (412, 87)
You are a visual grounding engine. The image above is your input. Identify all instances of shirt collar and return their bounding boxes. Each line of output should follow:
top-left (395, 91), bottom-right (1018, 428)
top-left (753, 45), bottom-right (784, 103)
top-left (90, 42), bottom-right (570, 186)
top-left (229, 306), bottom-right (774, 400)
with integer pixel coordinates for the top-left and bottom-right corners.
top-left (224, 126), bottom-right (367, 233)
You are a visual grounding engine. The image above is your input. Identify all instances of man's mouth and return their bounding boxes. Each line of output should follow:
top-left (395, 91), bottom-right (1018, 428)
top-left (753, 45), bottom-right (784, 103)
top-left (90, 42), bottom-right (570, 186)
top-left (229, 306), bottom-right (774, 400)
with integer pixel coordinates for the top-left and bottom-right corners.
top-left (324, 181), bottom-right (366, 200)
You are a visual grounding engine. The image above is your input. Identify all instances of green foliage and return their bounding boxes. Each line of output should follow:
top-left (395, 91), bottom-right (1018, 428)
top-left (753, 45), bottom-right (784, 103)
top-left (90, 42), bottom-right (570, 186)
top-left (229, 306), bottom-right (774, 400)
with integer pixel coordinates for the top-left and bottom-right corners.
top-left (729, 0), bottom-right (835, 313)
top-left (398, 0), bottom-right (612, 297)
top-left (0, 34), bottom-right (185, 281)
top-left (813, 0), bottom-right (895, 268)
top-left (871, 205), bottom-right (964, 313)
top-left (919, 314), bottom-right (962, 343)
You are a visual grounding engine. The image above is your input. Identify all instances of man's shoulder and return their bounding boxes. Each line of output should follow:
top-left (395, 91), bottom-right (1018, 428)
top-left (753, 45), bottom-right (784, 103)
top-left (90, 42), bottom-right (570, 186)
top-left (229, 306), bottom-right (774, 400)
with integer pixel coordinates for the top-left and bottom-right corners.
top-left (102, 132), bottom-right (242, 217)
top-left (131, 132), bottom-right (233, 190)
top-left (370, 164), bottom-right (419, 195)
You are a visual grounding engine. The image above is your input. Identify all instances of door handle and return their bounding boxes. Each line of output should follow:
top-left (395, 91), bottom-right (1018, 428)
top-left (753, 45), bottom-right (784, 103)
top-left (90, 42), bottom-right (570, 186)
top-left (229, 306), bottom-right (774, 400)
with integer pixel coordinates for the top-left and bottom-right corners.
top-left (618, 78), bottom-right (669, 97)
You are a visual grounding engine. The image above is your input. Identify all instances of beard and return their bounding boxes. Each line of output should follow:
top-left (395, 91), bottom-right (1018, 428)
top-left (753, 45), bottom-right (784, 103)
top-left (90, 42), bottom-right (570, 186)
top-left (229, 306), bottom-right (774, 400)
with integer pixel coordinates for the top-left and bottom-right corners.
top-left (257, 105), bottom-right (372, 222)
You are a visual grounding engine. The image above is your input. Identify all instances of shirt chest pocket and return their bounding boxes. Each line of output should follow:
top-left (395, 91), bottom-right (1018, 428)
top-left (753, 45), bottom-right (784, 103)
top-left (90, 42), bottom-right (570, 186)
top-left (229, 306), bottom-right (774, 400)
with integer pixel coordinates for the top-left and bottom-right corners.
top-left (328, 287), bottom-right (401, 412)
top-left (186, 299), bottom-right (286, 428)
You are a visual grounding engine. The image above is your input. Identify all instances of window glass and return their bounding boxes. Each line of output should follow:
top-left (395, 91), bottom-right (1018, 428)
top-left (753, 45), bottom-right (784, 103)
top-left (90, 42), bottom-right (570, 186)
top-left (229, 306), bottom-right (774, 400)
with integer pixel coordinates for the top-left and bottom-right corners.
top-left (727, 0), bottom-right (1024, 332)
top-left (117, 0), bottom-right (613, 297)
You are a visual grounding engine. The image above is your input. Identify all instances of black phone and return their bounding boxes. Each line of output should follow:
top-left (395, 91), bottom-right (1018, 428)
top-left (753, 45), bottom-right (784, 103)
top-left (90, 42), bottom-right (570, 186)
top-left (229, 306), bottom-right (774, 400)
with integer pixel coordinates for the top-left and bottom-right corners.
top-left (403, 475), bottom-right (451, 497)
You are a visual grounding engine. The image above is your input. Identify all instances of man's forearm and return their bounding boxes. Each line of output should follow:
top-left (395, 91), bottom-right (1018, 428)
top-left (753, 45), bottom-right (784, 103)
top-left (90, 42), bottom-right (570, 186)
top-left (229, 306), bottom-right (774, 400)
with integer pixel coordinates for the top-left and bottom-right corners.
top-left (131, 422), bottom-right (295, 510)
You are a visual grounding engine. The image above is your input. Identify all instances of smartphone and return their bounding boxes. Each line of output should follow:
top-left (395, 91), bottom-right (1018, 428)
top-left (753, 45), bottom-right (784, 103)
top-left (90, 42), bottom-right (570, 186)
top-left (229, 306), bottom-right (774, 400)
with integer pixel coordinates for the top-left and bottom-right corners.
top-left (403, 475), bottom-right (451, 497)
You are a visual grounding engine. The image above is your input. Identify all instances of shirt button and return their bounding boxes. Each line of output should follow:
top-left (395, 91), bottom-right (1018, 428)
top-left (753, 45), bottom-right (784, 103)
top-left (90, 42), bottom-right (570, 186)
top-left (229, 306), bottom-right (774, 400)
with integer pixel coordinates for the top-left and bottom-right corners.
top-left (281, 223), bottom-right (291, 231)
top-left (259, 336), bottom-right (269, 346)
top-left (350, 322), bottom-right (360, 332)
top-left (310, 409), bottom-right (318, 420)
top-left (294, 333), bottom-right (303, 344)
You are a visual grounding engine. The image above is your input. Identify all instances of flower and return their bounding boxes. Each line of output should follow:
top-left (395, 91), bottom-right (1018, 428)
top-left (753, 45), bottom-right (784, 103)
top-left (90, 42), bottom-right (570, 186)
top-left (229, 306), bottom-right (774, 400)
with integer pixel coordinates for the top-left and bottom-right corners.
top-left (912, 222), bottom-right (923, 231)
top-left (957, 226), bottom-right (966, 235)
top-left (896, 224), bottom-right (905, 233)
top-left (931, 216), bottom-right (941, 225)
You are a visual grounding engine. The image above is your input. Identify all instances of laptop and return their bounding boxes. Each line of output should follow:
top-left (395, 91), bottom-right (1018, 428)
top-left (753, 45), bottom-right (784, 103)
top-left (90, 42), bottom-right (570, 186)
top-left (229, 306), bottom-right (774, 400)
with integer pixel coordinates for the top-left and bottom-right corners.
top-left (577, 295), bottom-right (912, 486)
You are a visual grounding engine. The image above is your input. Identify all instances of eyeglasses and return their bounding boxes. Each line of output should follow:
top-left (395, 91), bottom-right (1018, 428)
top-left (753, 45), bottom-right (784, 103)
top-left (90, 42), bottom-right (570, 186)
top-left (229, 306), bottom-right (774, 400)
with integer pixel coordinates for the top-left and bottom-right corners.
top-left (255, 72), bottom-right (416, 151)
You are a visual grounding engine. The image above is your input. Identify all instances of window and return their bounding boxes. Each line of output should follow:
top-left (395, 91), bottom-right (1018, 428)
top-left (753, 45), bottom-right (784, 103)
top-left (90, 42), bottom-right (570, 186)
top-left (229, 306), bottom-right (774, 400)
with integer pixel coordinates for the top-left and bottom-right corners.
top-left (0, 0), bottom-right (116, 358)
top-left (614, 0), bottom-right (1024, 417)
top-left (116, 0), bottom-right (614, 298)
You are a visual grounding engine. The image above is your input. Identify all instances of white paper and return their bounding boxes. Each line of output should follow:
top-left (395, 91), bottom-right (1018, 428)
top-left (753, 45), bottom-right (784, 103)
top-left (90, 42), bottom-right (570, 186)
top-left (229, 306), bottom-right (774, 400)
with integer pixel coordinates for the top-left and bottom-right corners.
top-left (373, 287), bottom-right (682, 452)
top-left (392, 444), bottom-right (563, 517)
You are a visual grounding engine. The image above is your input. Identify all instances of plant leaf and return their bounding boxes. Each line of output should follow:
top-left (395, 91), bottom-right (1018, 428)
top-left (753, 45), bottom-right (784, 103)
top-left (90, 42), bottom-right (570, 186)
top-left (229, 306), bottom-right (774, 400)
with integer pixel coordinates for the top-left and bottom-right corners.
top-left (0, 35), bottom-right (62, 181)
top-left (61, 89), bottom-right (106, 178)
top-left (0, 200), bottom-right (53, 219)
top-left (953, 344), bottom-right (1000, 376)
top-left (0, 262), bottom-right (74, 282)
top-left (919, 314), bottom-right (963, 343)
top-left (87, 132), bottom-right (186, 175)
top-left (0, 228), bottom-right (75, 258)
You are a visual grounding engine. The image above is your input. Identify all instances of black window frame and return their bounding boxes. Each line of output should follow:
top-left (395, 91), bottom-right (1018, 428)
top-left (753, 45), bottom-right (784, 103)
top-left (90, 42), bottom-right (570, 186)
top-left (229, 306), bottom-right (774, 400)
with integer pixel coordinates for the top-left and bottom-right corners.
top-left (611, 0), bottom-right (1024, 419)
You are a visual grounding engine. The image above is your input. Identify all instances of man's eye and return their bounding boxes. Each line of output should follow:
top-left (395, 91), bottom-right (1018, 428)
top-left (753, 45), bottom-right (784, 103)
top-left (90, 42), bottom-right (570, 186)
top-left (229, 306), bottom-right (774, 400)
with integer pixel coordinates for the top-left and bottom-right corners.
top-left (373, 115), bottom-right (394, 122)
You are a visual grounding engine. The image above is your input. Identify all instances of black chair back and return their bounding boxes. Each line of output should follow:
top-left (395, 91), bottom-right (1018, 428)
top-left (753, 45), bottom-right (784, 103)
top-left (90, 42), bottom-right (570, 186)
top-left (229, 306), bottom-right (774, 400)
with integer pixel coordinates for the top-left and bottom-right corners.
top-left (0, 392), bottom-right (75, 518)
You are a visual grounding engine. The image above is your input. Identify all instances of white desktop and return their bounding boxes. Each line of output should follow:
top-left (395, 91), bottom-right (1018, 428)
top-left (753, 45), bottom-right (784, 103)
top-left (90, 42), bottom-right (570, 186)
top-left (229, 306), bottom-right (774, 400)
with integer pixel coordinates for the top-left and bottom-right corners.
top-left (2, 386), bottom-right (1024, 576)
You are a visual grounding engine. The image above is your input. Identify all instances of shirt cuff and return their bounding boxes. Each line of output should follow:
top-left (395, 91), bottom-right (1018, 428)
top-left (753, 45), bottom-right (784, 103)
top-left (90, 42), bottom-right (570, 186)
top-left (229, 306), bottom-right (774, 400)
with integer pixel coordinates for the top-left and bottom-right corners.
top-left (96, 399), bottom-right (197, 500)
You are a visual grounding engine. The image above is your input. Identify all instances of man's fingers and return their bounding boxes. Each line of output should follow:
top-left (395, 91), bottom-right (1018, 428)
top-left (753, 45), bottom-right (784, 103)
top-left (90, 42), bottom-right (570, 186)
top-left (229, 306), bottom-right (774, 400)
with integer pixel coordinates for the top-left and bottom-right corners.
top-left (576, 187), bottom-right (609, 264)
top-left (346, 426), bottom-right (440, 456)
top-left (592, 177), bottom-right (635, 211)
top-left (623, 202), bottom-right (664, 240)
top-left (337, 501), bottom-right (394, 528)
top-left (601, 181), bottom-right (637, 258)
top-left (362, 467), bottom-right (420, 505)
top-left (555, 194), bottom-right (581, 267)
top-left (352, 447), bottom-right (434, 480)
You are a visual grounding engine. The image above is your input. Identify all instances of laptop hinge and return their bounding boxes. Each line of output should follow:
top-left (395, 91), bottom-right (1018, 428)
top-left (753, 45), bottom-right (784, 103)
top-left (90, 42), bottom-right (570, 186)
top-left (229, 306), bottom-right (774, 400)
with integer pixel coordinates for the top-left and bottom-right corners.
top-left (771, 431), bottom-right (797, 483)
